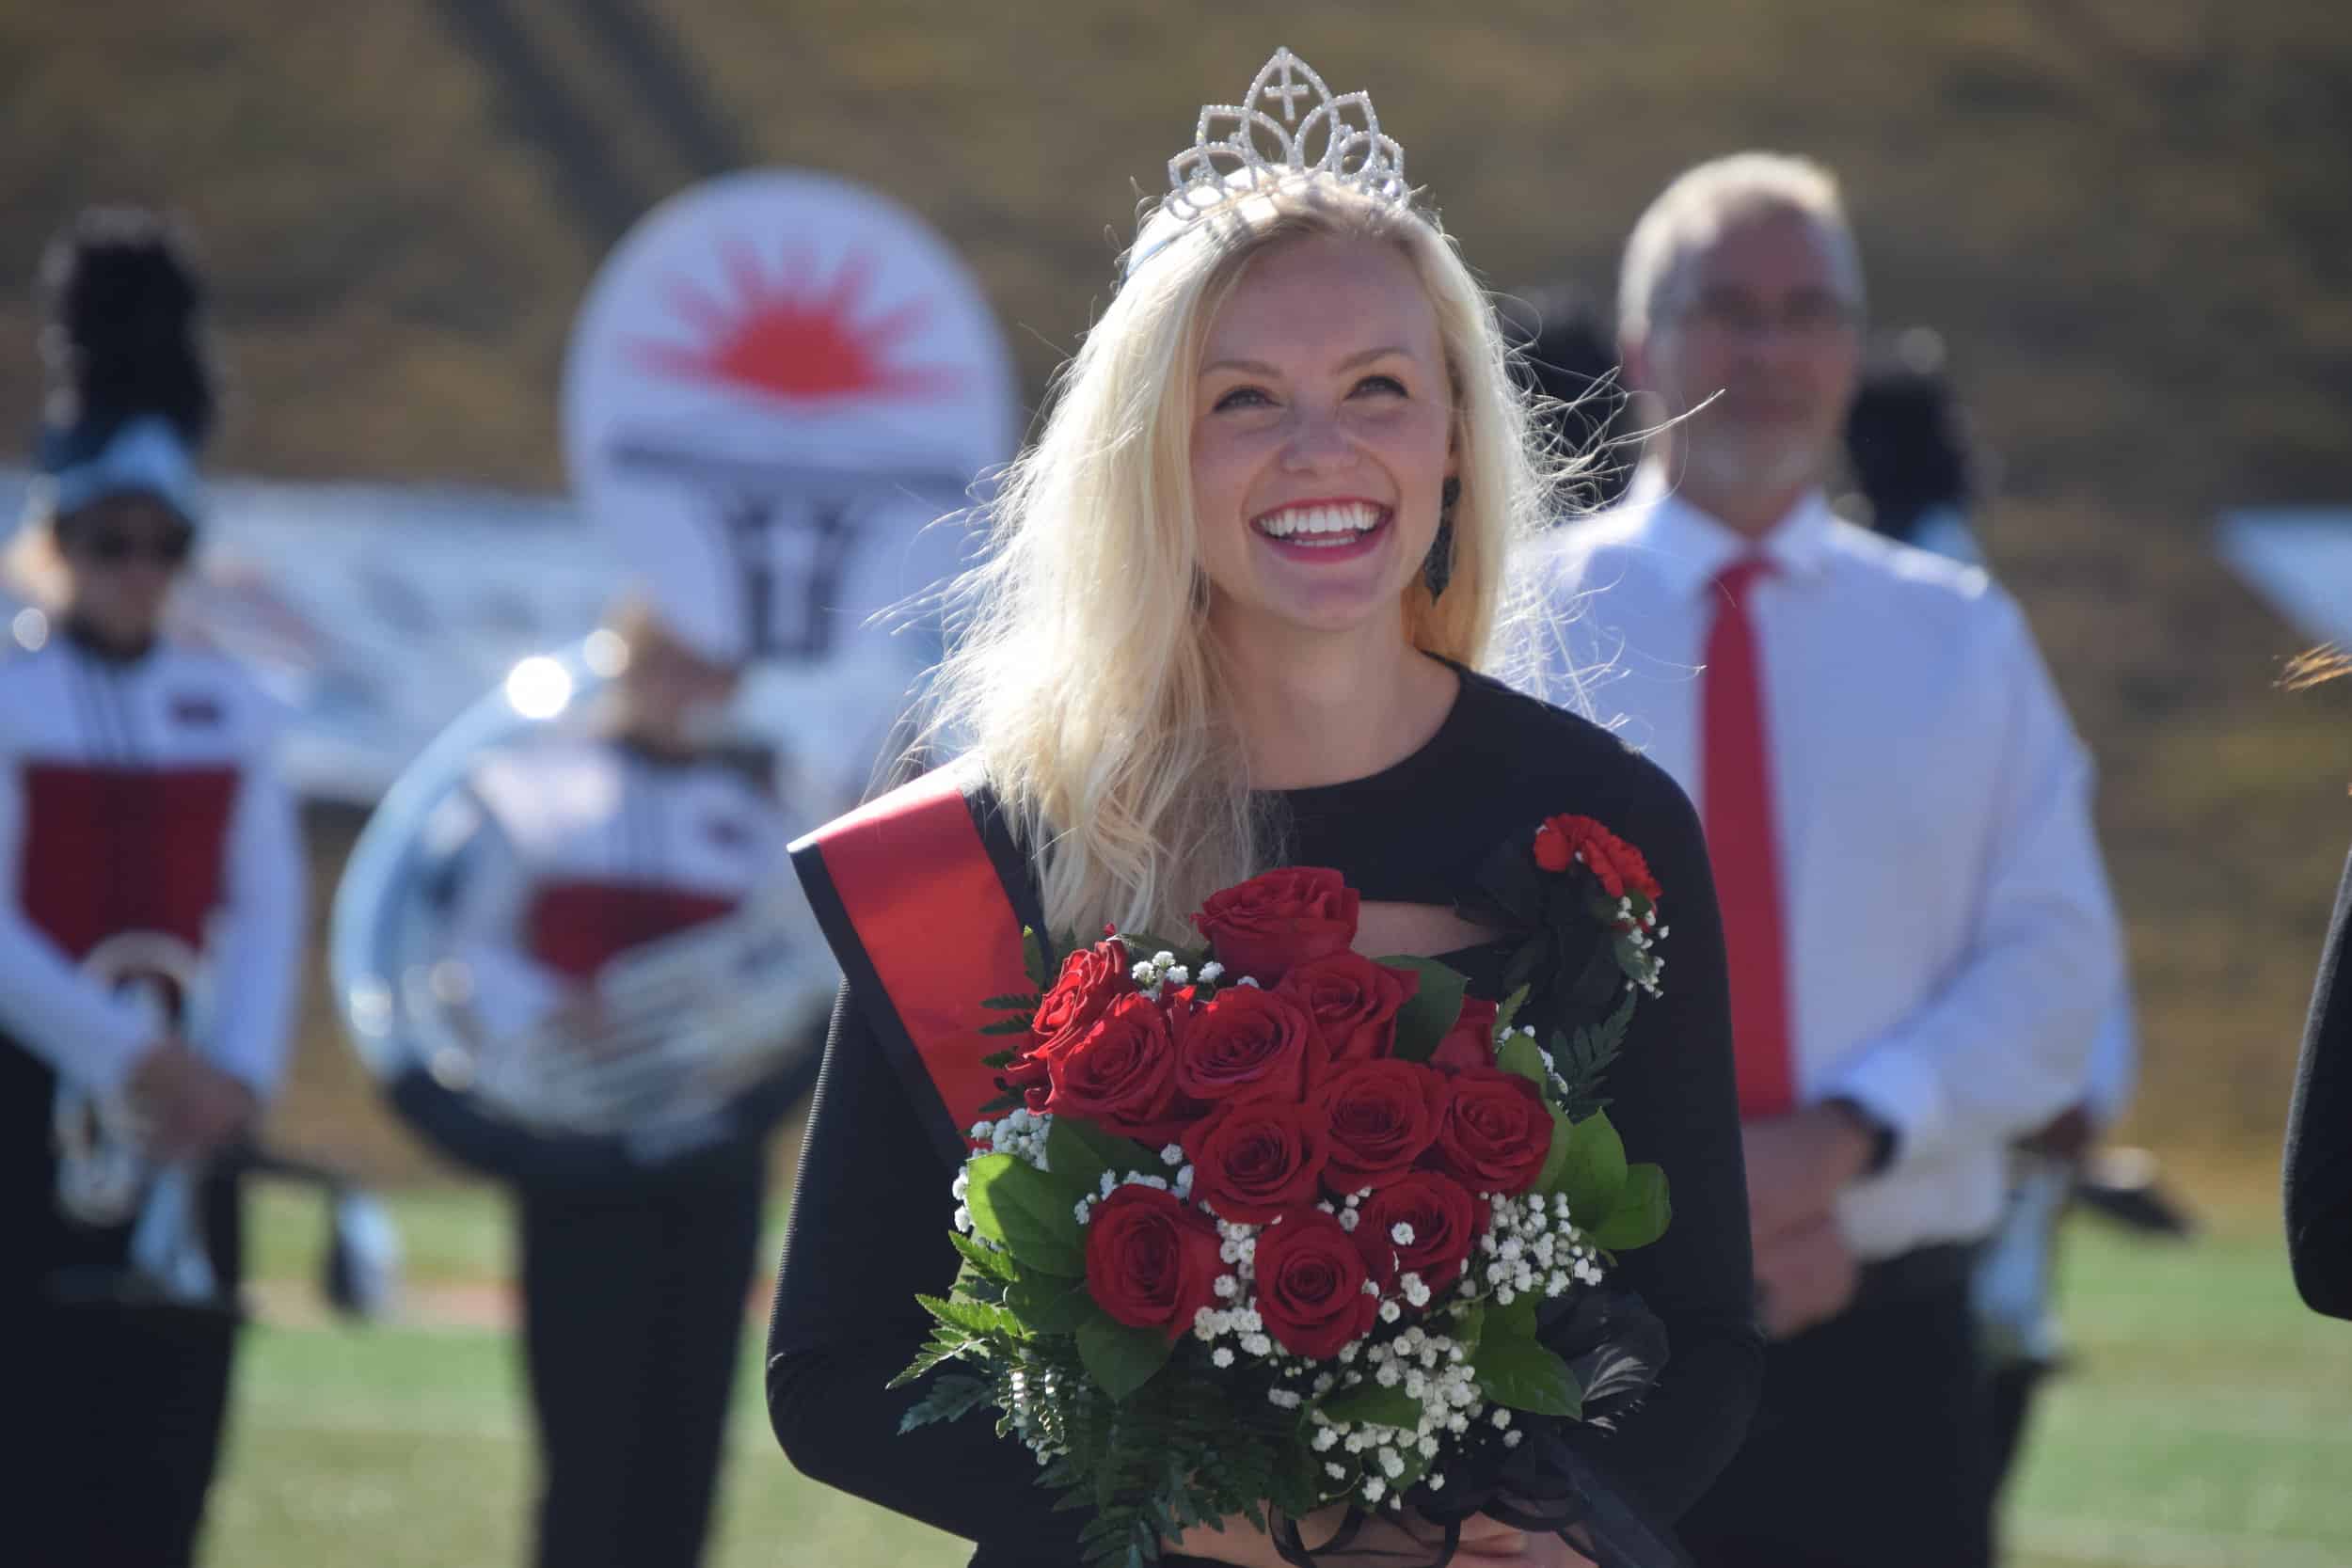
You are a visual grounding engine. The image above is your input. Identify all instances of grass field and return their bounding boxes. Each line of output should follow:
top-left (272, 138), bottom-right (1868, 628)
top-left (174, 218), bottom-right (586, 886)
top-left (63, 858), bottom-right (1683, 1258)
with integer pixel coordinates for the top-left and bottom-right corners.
top-left (203, 1175), bottom-right (2352, 1568)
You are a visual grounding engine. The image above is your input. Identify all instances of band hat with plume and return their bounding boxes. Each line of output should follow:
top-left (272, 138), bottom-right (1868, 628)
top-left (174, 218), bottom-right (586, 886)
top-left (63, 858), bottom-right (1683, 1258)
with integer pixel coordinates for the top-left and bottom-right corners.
top-left (25, 207), bottom-right (216, 533)
top-left (1125, 47), bottom-right (1414, 278)
top-left (37, 414), bottom-right (207, 528)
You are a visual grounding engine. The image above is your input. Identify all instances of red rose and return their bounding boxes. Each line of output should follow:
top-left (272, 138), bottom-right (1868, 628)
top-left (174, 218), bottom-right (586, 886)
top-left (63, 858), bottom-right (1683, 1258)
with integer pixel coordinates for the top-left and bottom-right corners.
top-left (1274, 952), bottom-right (1420, 1063)
top-left (1045, 993), bottom-right (1191, 1143)
top-left (1252, 1208), bottom-right (1380, 1358)
top-left (1003, 1053), bottom-right (1054, 1114)
top-left (1354, 1170), bottom-right (1486, 1295)
top-left (1034, 938), bottom-right (1133, 1052)
top-left (1532, 815), bottom-right (1662, 903)
top-left (1085, 1185), bottom-right (1224, 1342)
top-left (1009, 938), bottom-right (1136, 1108)
top-left (1431, 1068), bottom-right (1555, 1196)
top-left (1191, 867), bottom-right (1359, 985)
top-left (1314, 1058), bottom-right (1443, 1192)
top-left (1172, 985), bottom-right (1320, 1107)
top-left (1182, 1099), bottom-right (1330, 1223)
top-left (1427, 995), bottom-right (1500, 1074)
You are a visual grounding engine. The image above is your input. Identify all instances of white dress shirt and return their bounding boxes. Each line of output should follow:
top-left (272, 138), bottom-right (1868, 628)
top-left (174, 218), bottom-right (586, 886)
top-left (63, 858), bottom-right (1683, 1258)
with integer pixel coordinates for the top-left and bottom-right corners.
top-left (1894, 514), bottom-right (2138, 1131)
top-left (0, 631), bottom-right (306, 1097)
top-left (1527, 467), bottom-right (2125, 1259)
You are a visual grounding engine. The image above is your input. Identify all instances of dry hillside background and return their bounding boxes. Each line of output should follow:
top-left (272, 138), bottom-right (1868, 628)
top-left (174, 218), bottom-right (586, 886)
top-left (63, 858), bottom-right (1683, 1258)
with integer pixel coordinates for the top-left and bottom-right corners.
top-left (2, 0), bottom-right (2347, 1180)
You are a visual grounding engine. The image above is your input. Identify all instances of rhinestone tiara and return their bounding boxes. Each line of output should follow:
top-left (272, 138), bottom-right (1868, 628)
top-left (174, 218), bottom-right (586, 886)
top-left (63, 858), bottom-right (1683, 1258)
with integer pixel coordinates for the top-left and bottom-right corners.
top-left (1134, 47), bottom-right (1410, 268)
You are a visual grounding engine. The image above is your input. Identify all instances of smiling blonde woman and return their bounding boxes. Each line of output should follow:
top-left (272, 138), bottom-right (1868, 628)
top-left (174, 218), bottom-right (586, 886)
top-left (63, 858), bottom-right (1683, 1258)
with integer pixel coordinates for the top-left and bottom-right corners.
top-left (768, 49), bottom-right (1759, 1568)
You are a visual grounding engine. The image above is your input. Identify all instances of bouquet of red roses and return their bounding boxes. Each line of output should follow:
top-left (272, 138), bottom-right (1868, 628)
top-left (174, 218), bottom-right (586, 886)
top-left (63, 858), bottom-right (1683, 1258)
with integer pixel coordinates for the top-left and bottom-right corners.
top-left (897, 817), bottom-right (1676, 1568)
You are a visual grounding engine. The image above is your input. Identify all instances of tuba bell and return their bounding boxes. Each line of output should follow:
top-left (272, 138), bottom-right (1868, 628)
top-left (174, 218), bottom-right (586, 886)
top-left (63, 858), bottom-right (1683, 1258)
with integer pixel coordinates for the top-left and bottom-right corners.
top-left (329, 635), bottom-right (839, 1185)
top-left (50, 929), bottom-right (234, 1313)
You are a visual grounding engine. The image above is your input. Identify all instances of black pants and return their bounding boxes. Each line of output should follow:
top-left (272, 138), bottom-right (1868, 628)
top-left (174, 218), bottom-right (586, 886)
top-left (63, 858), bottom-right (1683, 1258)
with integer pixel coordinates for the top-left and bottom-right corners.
top-left (1987, 1359), bottom-right (2048, 1501)
top-left (516, 1154), bottom-right (766, 1568)
top-left (4, 1037), bottom-right (244, 1568)
top-left (1679, 1276), bottom-right (1994, 1568)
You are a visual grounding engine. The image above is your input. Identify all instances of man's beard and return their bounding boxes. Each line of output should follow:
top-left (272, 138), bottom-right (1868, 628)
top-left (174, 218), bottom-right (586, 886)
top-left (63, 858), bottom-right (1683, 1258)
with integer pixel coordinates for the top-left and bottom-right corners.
top-left (1675, 422), bottom-right (1828, 502)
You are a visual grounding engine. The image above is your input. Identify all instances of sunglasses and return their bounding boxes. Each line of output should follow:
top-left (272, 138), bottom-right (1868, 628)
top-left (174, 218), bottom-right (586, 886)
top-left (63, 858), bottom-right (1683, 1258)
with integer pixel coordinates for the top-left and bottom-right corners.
top-left (68, 520), bottom-right (197, 568)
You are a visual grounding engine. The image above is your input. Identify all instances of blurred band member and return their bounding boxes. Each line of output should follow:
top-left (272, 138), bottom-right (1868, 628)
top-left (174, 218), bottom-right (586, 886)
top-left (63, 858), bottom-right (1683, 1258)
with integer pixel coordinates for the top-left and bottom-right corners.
top-left (1842, 330), bottom-right (2152, 1502)
top-left (0, 209), bottom-right (305, 1567)
top-left (435, 601), bottom-right (787, 1568)
top-left (1841, 329), bottom-right (1984, 562)
top-left (1533, 155), bottom-right (2125, 1568)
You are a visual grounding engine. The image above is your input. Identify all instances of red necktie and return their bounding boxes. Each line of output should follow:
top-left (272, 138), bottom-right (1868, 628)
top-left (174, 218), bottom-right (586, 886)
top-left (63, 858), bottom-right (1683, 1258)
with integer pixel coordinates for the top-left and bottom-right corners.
top-left (1702, 559), bottom-right (1797, 1119)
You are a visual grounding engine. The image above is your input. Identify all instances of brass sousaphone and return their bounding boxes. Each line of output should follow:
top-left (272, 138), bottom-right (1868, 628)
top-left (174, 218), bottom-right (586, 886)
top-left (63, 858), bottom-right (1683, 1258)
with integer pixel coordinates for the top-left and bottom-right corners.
top-left (330, 638), bottom-right (839, 1184)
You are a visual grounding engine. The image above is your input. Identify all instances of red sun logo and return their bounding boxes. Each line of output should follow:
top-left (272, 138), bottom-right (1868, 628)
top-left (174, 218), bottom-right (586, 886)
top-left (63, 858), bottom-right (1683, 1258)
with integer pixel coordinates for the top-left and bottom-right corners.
top-left (629, 238), bottom-right (962, 405)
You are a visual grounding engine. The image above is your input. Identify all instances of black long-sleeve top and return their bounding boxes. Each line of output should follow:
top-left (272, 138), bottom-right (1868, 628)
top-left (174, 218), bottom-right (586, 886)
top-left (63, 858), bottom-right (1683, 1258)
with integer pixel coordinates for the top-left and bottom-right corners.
top-left (767, 669), bottom-right (1762, 1565)
top-left (2286, 844), bottom-right (2352, 1320)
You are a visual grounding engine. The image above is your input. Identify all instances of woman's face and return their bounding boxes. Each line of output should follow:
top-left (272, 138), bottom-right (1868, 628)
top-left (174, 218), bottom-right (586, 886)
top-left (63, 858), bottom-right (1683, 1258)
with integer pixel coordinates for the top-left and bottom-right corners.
top-left (57, 492), bottom-right (193, 645)
top-left (1189, 233), bottom-right (1455, 645)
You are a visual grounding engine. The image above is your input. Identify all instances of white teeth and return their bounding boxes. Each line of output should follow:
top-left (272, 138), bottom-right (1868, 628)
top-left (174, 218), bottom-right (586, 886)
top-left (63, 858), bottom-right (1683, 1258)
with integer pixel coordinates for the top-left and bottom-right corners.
top-left (1256, 502), bottom-right (1384, 540)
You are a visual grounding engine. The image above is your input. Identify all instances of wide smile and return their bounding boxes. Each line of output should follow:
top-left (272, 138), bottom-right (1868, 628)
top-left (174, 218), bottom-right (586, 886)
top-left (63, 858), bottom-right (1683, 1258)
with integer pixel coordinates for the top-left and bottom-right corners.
top-left (1249, 498), bottom-right (1394, 561)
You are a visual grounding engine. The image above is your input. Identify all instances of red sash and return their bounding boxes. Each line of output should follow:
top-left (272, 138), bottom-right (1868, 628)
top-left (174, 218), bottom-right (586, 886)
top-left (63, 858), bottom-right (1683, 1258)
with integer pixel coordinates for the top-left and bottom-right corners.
top-left (792, 767), bottom-right (1037, 1159)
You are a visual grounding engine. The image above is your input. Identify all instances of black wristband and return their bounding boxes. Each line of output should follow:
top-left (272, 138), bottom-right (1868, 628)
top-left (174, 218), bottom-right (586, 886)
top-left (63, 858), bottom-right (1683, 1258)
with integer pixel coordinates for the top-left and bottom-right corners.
top-left (1826, 1096), bottom-right (1899, 1176)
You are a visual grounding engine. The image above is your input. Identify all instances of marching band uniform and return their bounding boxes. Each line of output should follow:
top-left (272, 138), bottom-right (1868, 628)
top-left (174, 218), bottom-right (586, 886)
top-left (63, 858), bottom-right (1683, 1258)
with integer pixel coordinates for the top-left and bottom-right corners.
top-left (0, 521), bottom-right (305, 1566)
top-left (436, 729), bottom-right (788, 1568)
top-left (3, 207), bottom-right (305, 1567)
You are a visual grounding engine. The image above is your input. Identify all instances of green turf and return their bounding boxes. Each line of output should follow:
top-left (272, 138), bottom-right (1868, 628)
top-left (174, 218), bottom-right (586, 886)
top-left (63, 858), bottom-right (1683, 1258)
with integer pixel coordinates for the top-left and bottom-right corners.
top-left (207, 1325), bottom-right (961, 1568)
top-left (246, 1181), bottom-right (513, 1287)
top-left (205, 1187), bottom-right (2350, 1567)
top-left (1996, 1219), bottom-right (2352, 1568)
top-left (242, 1180), bottom-right (797, 1288)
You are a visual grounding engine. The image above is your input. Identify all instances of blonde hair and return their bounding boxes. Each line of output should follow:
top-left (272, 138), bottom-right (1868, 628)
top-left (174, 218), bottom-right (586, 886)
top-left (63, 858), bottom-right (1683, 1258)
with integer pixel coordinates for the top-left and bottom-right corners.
top-left (923, 174), bottom-right (1572, 937)
top-left (3, 497), bottom-right (69, 610)
top-left (1618, 152), bottom-right (1865, 341)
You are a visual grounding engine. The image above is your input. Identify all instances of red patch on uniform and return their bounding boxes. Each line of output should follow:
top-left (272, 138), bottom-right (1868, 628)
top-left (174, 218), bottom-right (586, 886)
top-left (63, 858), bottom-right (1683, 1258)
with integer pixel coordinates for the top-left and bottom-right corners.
top-left (524, 881), bottom-right (739, 979)
top-left (17, 765), bottom-right (238, 957)
top-left (170, 694), bottom-right (224, 728)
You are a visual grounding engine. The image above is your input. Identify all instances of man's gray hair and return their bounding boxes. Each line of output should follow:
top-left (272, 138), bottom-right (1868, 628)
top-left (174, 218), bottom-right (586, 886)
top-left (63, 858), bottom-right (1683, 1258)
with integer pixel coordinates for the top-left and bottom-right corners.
top-left (1617, 152), bottom-right (1866, 341)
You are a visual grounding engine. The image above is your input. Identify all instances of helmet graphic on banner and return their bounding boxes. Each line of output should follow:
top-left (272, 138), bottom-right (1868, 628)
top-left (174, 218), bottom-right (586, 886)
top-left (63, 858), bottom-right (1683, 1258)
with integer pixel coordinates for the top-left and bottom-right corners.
top-left (562, 170), bottom-right (1018, 667)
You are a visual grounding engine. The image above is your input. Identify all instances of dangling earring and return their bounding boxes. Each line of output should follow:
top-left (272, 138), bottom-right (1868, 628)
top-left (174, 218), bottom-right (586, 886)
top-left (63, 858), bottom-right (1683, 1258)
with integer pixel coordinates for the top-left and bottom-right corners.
top-left (1423, 477), bottom-right (1462, 600)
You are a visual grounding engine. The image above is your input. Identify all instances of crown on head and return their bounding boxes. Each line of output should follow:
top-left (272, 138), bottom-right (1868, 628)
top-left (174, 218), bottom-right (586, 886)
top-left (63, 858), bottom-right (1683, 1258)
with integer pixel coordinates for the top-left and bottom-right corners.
top-left (1144, 48), bottom-right (1410, 253)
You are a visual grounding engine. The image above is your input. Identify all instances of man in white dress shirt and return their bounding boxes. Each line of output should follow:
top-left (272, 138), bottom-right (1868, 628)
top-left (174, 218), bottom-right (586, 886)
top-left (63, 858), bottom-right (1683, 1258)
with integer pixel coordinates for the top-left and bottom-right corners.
top-left (1533, 154), bottom-right (2125, 1567)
